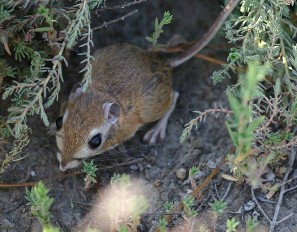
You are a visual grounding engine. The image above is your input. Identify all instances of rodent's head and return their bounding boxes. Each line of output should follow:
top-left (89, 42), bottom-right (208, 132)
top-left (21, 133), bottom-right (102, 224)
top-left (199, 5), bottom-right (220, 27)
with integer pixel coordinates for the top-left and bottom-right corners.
top-left (55, 85), bottom-right (120, 171)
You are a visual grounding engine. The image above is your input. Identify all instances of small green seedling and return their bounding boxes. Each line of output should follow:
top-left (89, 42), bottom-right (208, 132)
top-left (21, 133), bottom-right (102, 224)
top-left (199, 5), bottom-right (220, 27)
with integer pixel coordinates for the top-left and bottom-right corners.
top-left (164, 201), bottom-right (174, 213)
top-left (145, 11), bottom-right (173, 46)
top-left (158, 217), bottom-right (168, 232)
top-left (189, 166), bottom-right (199, 177)
top-left (82, 160), bottom-right (98, 188)
top-left (25, 181), bottom-right (59, 231)
top-left (246, 216), bottom-right (258, 232)
top-left (182, 195), bottom-right (195, 208)
top-left (226, 218), bottom-right (240, 232)
top-left (209, 200), bottom-right (227, 215)
top-left (182, 195), bottom-right (197, 218)
top-left (189, 166), bottom-right (200, 189)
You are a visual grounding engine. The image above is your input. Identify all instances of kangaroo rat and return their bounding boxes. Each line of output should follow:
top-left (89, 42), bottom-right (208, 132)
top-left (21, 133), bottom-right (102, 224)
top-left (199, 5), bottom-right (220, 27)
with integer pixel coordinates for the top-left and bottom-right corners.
top-left (55, 0), bottom-right (239, 171)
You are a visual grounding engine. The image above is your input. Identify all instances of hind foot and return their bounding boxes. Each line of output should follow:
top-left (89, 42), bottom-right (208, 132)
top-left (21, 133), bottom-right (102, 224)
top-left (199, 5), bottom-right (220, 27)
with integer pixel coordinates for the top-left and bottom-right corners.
top-left (143, 91), bottom-right (179, 144)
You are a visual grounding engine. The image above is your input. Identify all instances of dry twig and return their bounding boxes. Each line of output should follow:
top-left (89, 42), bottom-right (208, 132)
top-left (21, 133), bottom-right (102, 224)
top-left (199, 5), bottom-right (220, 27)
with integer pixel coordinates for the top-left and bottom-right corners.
top-left (96, 0), bottom-right (147, 11)
top-left (0, 158), bottom-right (143, 188)
top-left (251, 147), bottom-right (297, 232)
top-left (92, 10), bottom-right (138, 31)
top-left (169, 0), bottom-right (240, 67)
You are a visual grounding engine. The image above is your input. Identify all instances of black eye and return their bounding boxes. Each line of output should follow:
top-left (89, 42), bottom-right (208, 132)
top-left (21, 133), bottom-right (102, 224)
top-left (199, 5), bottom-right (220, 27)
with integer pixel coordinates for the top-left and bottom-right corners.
top-left (89, 133), bottom-right (102, 149)
top-left (56, 116), bottom-right (63, 130)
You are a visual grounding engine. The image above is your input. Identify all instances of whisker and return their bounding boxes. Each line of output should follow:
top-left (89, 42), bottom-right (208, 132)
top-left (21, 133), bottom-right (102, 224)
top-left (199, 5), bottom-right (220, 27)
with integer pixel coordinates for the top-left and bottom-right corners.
top-left (91, 143), bottom-right (160, 163)
top-left (104, 143), bottom-right (160, 156)
top-left (47, 122), bottom-right (57, 136)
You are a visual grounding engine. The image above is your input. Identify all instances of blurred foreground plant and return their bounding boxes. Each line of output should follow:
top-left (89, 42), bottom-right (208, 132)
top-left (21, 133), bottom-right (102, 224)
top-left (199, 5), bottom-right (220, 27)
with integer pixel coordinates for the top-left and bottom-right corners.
top-left (25, 181), bottom-right (59, 232)
top-left (105, 174), bottom-right (149, 231)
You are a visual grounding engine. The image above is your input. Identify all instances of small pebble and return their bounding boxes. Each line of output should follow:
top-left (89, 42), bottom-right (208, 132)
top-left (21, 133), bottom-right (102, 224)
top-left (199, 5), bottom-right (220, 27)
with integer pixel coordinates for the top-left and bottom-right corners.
top-left (30, 170), bottom-right (36, 176)
top-left (243, 200), bottom-right (255, 211)
top-left (137, 163), bottom-right (144, 172)
top-left (176, 168), bottom-right (187, 180)
top-left (145, 164), bottom-right (152, 169)
top-left (207, 159), bottom-right (218, 169)
top-left (154, 180), bottom-right (163, 187)
top-left (129, 164), bottom-right (138, 170)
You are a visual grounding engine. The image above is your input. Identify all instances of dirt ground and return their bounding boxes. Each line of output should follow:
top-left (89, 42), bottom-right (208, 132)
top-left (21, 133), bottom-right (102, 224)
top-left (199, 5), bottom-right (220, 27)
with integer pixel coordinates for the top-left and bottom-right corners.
top-left (1, 0), bottom-right (297, 231)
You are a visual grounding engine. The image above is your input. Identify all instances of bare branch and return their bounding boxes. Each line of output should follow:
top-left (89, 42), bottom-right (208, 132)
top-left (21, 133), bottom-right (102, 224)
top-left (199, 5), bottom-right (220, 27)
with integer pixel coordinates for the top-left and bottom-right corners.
top-left (92, 10), bottom-right (138, 31)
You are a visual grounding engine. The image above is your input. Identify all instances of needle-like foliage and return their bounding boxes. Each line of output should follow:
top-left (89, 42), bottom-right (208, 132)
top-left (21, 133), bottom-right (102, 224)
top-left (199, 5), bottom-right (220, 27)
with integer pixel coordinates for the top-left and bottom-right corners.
top-left (0, 0), bottom-right (102, 173)
top-left (182, 0), bottom-right (297, 189)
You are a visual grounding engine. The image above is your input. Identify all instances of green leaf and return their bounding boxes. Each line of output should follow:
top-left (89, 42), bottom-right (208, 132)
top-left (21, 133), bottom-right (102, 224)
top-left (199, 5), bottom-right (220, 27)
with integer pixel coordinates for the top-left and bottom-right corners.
top-left (247, 116), bottom-right (264, 132)
top-left (0, 5), bottom-right (12, 24)
top-left (274, 78), bottom-right (281, 96)
top-left (145, 36), bottom-right (156, 43)
top-left (226, 218), bottom-right (240, 232)
top-left (146, 11), bottom-right (172, 47)
top-left (227, 94), bottom-right (240, 117)
top-left (37, 6), bottom-right (49, 16)
top-left (2, 89), bottom-right (12, 100)
top-left (89, 0), bottom-right (103, 9)
top-left (225, 121), bottom-right (237, 146)
top-left (154, 18), bottom-right (159, 31)
top-left (31, 27), bottom-right (54, 32)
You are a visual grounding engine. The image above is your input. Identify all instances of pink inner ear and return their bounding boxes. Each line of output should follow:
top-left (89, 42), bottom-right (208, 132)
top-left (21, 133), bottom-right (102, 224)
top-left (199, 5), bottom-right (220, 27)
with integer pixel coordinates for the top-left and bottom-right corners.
top-left (103, 102), bottom-right (120, 124)
top-left (75, 87), bottom-right (82, 96)
top-left (108, 115), bottom-right (118, 124)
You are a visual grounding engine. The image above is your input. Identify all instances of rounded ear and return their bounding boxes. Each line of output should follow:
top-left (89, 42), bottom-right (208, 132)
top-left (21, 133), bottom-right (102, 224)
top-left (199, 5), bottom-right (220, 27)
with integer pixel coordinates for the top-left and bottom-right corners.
top-left (69, 83), bottom-right (82, 100)
top-left (103, 102), bottom-right (120, 124)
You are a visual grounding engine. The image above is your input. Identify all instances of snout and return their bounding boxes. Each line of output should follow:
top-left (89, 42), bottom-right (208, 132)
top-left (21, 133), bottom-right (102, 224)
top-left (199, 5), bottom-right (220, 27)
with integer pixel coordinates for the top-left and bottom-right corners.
top-left (56, 152), bottom-right (81, 171)
top-left (59, 164), bottom-right (67, 172)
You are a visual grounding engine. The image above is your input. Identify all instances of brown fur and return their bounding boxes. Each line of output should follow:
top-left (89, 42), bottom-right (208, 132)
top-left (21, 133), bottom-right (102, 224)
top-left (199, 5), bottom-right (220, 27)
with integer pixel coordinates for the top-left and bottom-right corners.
top-left (57, 44), bottom-right (173, 166)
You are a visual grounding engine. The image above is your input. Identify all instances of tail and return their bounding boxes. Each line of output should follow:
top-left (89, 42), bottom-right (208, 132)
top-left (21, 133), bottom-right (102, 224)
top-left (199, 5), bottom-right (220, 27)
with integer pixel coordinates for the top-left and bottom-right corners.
top-left (168, 0), bottom-right (240, 68)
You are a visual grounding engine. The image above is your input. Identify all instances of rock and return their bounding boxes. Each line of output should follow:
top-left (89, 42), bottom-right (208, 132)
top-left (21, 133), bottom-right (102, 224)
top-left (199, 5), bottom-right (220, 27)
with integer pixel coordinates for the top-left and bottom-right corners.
top-left (176, 168), bottom-right (187, 180)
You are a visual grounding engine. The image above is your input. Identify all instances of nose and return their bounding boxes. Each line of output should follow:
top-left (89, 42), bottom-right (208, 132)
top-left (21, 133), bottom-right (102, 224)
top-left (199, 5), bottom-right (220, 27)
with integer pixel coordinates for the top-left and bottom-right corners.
top-left (57, 152), bottom-right (64, 171)
top-left (59, 159), bottom-right (69, 171)
top-left (58, 159), bottom-right (81, 171)
top-left (57, 152), bottom-right (69, 171)
top-left (59, 164), bottom-right (67, 172)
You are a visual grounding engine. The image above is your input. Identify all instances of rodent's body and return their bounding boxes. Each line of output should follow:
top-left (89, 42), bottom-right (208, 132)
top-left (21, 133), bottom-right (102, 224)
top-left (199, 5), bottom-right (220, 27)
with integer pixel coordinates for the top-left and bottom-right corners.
top-left (91, 44), bottom-right (173, 126)
top-left (55, 0), bottom-right (238, 171)
top-left (56, 44), bottom-right (175, 170)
